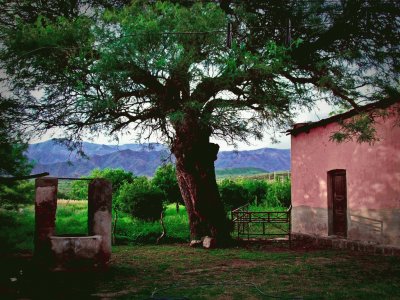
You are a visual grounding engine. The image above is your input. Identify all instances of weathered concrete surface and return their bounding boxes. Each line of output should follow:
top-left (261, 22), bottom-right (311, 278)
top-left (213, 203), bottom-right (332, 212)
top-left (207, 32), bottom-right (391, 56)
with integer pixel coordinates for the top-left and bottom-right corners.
top-left (34, 177), bottom-right (113, 270)
top-left (291, 103), bottom-right (400, 246)
top-left (292, 206), bottom-right (400, 247)
top-left (34, 177), bottom-right (58, 259)
top-left (202, 236), bottom-right (217, 249)
top-left (293, 233), bottom-right (400, 256)
top-left (189, 240), bottom-right (203, 248)
top-left (292, 205), bottom-right (328, 237)
top-left (348, 208), bottom-right (400, 246)
top-left (88, 179), bottom-right (112, 264)
top-left (50, 235), bottom-right (102, 270)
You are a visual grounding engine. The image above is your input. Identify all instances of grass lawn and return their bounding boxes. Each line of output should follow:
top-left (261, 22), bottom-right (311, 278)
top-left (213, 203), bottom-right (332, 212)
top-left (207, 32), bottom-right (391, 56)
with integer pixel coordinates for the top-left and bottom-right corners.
top-left (1, 202), bottom-right (400, 299)
top-left (1, 244), bottom-right (400, 299)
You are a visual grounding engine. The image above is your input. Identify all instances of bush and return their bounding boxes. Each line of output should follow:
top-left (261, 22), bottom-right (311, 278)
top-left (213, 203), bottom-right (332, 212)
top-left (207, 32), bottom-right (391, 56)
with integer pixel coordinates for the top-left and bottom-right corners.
top-left (264, 178), bottom-right (291, 208)
top-left (70, 180), bottom-right (88, 200)
top-left (218, 179), bottom-right (249, 212)
top-left (152, 164), bottom-right (183, 206)
top-left (70, 168), bottom-right (136, 200)
top-left (0, 180), bottom-right (35, 209)
top-left (117, 177), bottom-right (164, 222)
top-left (240, 179), bottom-right (268, 205)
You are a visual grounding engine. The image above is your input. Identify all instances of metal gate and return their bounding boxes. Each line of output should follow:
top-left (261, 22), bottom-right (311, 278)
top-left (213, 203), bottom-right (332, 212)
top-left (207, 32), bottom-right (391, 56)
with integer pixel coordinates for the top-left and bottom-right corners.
top-left (231, 204), bottom-right (292, 245)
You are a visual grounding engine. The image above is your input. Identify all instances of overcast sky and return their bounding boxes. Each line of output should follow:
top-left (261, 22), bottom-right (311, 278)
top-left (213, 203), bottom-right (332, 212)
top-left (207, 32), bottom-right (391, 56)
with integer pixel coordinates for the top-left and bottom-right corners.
top-left (31, 100), bottom-right (333, 150)
top-left (217, 100), bottom-right (333, 150)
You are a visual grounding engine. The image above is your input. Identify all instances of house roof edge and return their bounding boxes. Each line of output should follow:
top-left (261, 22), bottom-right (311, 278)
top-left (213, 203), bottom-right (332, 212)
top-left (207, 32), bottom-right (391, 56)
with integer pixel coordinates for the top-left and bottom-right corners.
top-left (287, 98), bottom-right (400, 136)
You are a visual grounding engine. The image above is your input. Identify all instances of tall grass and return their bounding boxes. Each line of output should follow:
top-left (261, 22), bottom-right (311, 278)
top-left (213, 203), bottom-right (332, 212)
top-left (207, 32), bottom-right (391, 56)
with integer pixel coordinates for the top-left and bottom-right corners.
top-left (55, 200), bottom-right (88, 235)
top-left (115, 205), bottom-right (189, 244)
top-left (247, 203), bottom-right (289, 212)
top-left (0, 206), bottom-right (35, 252)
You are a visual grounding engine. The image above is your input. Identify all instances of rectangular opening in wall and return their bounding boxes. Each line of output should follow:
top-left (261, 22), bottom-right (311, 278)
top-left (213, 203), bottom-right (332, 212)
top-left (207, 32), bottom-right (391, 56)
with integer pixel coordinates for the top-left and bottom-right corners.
top-left (327, 169), bottom-right (347, 238)
top-left (55, 179), bottom-right (89, 236)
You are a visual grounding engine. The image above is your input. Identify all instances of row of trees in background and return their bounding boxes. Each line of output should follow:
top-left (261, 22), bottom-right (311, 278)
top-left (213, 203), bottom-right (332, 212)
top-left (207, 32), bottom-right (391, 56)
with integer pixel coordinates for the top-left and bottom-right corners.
top-left (0, 164), bottom-right (291, 217)
top-left (219, 178), bottom-right (291, 212)
top-left (67, 166), bottom-right (181, 221)
top-left (67, 166), bottom-right (291, 222)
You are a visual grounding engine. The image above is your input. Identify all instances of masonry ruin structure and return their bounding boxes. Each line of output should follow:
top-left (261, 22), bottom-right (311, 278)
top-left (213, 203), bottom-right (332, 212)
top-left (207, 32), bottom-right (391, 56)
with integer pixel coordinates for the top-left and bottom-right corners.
top-left (34, 177), bottom-right (112, 270)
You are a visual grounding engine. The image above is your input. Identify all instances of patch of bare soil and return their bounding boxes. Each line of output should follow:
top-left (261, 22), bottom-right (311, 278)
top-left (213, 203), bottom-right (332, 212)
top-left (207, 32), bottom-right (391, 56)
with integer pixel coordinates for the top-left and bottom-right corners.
top-left (236, 238), bottom-right (326, 252)
top-left (182, 259), bottom-right (257, 274)
top-left (303, 257), bottom-right (333, 265)
top-left (91, 288), bottom-right (138, 298)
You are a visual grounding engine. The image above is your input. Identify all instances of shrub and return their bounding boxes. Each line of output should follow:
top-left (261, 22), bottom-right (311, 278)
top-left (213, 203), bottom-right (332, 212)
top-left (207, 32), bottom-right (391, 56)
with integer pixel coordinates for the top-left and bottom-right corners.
top-left (264, 178), bottom-right (291, 208)
top-left (240, 179), bottom-right (269, 205)
top-left (117, 177), bottom-right (164, 221)
top-left (0, 180), bottom-right (35, 209)
top-left (70, 168), bottom-right (136, 200)
top-left (218, 179), bottom-right (249, 212)
top-left (70, 180), bottom-right (88, 200)
top-left (152, 164), bottom-right (183, 206)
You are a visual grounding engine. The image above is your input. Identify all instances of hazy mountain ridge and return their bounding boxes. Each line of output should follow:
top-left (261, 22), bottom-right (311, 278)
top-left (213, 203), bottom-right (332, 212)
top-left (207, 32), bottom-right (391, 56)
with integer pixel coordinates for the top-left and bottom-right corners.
top-left (28, 139), bottom-right (290, 177)
top-left (27, 140), bottom-right (167, 164)
top-left (216, 148), bottom-right (291, 172)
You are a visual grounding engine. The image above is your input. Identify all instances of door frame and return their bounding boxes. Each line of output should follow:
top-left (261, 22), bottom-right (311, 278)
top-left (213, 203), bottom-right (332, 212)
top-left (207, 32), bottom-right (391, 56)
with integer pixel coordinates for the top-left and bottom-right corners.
top-left (327, 169), bottom-right (347, 237)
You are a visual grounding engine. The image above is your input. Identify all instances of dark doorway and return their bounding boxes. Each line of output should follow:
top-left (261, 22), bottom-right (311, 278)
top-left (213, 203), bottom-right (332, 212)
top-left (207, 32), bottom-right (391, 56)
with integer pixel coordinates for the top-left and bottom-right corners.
top-left (328, 170), bottom-right (347, 237)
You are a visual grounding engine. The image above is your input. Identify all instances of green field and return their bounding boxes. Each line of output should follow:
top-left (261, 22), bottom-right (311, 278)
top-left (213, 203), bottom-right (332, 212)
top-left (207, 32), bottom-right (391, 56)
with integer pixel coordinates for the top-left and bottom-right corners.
top-left (215, 168), bottom-right (291, 180)
top-left (215, 167), bottom-right (268, 178)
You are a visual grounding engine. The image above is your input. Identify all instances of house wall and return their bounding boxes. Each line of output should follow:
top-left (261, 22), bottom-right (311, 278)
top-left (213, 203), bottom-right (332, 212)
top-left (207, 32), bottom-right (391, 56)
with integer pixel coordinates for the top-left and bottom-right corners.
top-left (291, 106), bottom-right (400, 246)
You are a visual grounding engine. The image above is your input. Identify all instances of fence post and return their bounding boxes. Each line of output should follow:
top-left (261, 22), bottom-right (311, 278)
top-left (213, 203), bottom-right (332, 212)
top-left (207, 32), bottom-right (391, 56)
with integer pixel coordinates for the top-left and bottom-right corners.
top-left (88, 179), bottom-right (112, 265)
top-left (34, 177), bottom-right (58, 260)
top-left (263, 221), bottom-right (265, 235)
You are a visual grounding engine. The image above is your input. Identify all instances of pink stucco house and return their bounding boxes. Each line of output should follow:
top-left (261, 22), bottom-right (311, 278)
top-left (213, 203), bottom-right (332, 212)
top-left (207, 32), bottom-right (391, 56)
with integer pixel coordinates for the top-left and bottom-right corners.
top-left (289, 100), bottom-right (400, 247)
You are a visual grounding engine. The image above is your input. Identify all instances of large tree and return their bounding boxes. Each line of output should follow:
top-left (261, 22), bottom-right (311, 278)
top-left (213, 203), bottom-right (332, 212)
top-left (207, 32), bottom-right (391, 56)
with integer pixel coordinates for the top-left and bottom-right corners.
top-left (1, 0), bottom-right (399, 244)
top-left (0, 96), bottom-right (32, 177)
top-left (0, 95), bottom-right (33, 208)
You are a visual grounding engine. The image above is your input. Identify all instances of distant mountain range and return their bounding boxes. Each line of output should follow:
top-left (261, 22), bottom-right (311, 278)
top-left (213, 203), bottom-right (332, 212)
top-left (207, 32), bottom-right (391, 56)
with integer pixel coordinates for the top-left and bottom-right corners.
top-left (27, 139), bottom-right (290, 177)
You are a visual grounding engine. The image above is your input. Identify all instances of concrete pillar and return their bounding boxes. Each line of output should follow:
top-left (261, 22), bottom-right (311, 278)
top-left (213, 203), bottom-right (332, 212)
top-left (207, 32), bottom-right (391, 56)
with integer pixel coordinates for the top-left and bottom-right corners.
top-left (34, 177), bottom-right (58, 259)
top-left (88, 179), bottom-right (112, 264)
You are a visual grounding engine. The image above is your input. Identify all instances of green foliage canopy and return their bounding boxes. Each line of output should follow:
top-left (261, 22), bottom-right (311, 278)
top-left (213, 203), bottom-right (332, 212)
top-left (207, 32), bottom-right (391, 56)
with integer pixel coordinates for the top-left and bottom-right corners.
top-left (117, 176), bottom-right (164, 221)
top-left (218, 178), bottom-right (291, 211)
top-left (239, 179), bottom-right (269, 205)
top-left (264, 178), bottom-right (291, 208)
top-left (152, 164), bottom-right (183, 205)
top-left (3, 0), bottom-right (398, 144)
top-left (218, 179), bottom-right (249, 212)
top-left (0, 96), bottom-right (32, 178)
top-left (0, 96), bottom-right (33, 208)
top-left (70, 168), bottom-right (135, 200)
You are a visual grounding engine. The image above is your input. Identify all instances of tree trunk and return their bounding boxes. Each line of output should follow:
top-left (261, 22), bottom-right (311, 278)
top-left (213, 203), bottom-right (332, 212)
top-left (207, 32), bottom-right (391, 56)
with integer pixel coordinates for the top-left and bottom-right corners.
top-left (172, 136), bottom-right (231, 245)
top-left (157, 211), bottom-right (166, 244)
top-left (112, 209), bottom-right (118, 245)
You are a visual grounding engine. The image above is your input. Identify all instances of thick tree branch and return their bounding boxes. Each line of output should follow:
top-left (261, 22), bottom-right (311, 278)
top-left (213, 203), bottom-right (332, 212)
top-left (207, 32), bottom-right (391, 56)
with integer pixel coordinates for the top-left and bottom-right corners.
top-left (283, 72), bottom-right (359, 109)
top-left (191, 70), bottom-right (271, 104)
